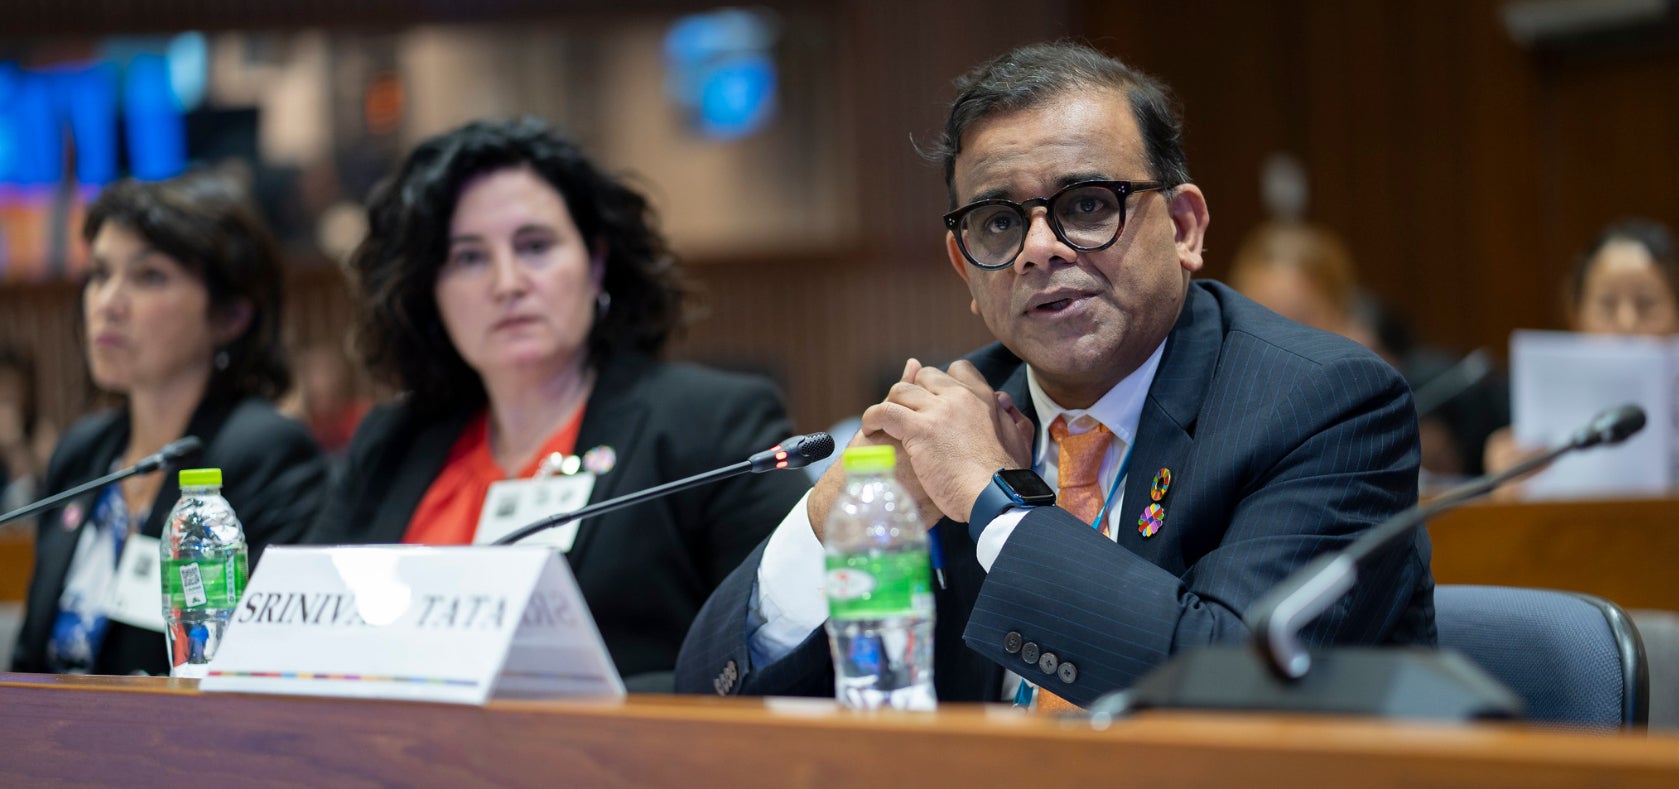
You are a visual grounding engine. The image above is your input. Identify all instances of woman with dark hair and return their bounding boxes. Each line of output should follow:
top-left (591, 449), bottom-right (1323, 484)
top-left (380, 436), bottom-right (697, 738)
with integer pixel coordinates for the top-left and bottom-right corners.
top-left (309, 118), bottom-right (808, 690)
top-left (1568, 218), bottom-right (1678, 337)
top-left (1484, 217), bottom-right (1679, 479)
top-left (12, 172), bottom-right (327, 676)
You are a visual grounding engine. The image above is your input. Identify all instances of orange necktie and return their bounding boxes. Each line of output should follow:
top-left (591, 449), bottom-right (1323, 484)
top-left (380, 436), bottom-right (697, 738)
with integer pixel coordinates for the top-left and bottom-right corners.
top-left (1033, 416), bottom-right (1114, 715)
top-left (1049, 415), bottom-right (1114, 536)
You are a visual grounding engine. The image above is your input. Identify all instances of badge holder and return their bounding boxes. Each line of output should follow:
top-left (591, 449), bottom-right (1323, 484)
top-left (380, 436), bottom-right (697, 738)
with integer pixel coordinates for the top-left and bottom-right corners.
top-left (471, 452), bottom-right (599, 550)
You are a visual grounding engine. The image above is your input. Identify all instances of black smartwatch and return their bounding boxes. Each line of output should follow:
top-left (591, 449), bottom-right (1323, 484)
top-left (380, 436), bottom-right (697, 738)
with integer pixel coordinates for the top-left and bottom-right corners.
top-left (967, 468), bottom-right (1056, 542)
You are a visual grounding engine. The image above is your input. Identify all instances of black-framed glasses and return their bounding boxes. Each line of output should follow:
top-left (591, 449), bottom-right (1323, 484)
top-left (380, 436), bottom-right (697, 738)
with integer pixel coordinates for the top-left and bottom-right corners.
top-left (942, 180), bottom-right (1165, 270)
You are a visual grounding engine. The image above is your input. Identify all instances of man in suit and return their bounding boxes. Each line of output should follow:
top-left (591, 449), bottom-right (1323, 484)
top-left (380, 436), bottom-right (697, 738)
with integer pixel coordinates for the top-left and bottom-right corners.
top-left (675, 42), bottom-right (1432, 707)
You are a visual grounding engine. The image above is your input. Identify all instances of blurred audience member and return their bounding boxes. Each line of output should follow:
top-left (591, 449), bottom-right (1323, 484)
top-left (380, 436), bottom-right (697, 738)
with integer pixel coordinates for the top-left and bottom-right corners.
top-left (281, 343), bottom-right (371, 456)
top-left (11, 173), bottom-right (328, 676)
top-left (1229, 221), bottom-right (1507, 477)
top-left (1229, 221), bottom-right (1375, 353)
top-left (1485, 218), bottom-right (1679, 478)
top-left (1568, 218), bottom-right (1679, 337)
top-left (1, 347), bottom-right (58, 530)
top-left (308, 118), bottom-right (808, 690)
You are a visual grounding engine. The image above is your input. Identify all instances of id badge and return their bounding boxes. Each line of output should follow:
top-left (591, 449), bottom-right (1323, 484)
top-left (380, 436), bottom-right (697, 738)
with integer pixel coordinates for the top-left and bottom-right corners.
top-left (472, 473), bottom-right (597, 551)
top-left (102, 533), bottom-right (167, 632)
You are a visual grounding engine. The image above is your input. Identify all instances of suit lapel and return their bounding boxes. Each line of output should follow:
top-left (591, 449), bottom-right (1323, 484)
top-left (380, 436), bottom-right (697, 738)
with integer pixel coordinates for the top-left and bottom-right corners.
top-left (370, 409), bottom-right (474, 544)
top-left (560, 353), bottom-right (652, 564)
top-left (1122, 283), bottom-right (1221, 552)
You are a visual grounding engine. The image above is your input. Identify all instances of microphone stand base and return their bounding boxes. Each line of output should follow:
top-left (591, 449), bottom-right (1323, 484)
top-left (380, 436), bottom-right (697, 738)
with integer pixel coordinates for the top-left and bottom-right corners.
top-left (1095, 646), bottom-right (1523, 722)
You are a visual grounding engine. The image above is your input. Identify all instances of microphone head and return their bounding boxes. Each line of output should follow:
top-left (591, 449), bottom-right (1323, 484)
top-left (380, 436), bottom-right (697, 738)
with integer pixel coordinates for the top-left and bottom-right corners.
top-left (747, 433), bottom-right (836, 472)
top-left (787, 432), bottom-right (836, 467)
top-left (1573, 404), bottom-right (1647, 449)
top-left (134, 436), bottom-right (204, 474)
top-left (159, 436), bottom-right (204, 462)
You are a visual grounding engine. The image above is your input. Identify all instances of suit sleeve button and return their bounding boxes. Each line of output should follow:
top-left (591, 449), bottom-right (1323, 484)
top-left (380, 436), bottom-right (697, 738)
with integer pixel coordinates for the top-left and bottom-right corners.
top-left (1057, 661), bottom-right (1078, 684)
top-left (1020, 641), bottom-right (1040, 664)
top-left (1003, 631), bottom-right (1024, 654)
top-left (714, 659), bottom-right (740, 695)
top-left (1038, 651), bottom-right (1058, 675)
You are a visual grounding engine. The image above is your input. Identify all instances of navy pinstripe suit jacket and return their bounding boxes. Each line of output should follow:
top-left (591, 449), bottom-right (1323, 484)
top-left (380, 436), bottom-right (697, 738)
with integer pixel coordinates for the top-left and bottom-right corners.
top-left (674, 280), bottom-right (1435, 706)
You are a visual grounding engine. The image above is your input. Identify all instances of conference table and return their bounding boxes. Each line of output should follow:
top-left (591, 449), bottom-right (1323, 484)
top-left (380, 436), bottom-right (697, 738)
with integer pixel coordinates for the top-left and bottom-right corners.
top-left (2, 673), bottom-right (1677, 787)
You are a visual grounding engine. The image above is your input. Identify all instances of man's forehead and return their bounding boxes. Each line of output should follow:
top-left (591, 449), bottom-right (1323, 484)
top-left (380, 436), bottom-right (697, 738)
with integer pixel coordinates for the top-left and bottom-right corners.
top-left (951, 90), bottom-right (1146, 202)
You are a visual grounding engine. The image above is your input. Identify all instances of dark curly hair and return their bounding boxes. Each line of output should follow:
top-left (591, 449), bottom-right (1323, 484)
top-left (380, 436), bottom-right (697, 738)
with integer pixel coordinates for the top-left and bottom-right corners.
top-left (82, 172), bottom-right (291, 402)
top-left (350, 117), bottom-right (688, 414)
top-left (927, 41), bottom-right (1191, 209)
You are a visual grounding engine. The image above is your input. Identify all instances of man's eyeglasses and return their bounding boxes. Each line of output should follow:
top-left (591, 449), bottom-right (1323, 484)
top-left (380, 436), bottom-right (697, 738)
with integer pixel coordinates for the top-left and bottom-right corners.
top-left (942, 180), bottom-right (1165, 270)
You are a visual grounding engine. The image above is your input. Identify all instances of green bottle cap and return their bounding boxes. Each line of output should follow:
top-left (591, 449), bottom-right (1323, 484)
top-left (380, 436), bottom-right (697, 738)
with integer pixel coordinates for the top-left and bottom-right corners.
top-left (178, 468), bottom-right (222, 488)
top-left (842, 445), bottom-right (896, 473)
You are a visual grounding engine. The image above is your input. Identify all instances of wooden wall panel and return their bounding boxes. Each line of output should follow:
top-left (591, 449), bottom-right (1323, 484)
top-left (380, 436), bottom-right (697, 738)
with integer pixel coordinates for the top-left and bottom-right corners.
top-left (1080, 0), bottom-right (1678, 358)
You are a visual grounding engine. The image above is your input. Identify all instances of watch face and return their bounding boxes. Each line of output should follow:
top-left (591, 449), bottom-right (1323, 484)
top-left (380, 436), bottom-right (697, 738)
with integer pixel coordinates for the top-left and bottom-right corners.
top-left (998, 469), bottom-right (1056, 503)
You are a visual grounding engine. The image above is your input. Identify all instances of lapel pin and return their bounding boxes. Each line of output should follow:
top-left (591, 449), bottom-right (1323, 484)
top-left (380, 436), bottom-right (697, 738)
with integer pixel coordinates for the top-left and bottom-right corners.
top-left (582, 445), bottom-right (617, 475)
top-left (1137, 503), bottom-right (1165, 538)
top-left (1150, 468), bottom-right (1172, 502)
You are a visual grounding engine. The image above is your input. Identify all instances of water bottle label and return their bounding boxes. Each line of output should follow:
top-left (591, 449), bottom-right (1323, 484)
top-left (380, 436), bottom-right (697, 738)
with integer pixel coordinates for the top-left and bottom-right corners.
top-left (163, 555), bottom-right (248, 610)
top-left (825, 551), bottom-right (932, 619)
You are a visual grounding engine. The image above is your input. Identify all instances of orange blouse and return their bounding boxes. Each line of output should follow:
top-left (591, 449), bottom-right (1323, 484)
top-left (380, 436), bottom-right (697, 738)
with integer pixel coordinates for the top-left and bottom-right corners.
top-left (402, 406), bottom-right (586, 545)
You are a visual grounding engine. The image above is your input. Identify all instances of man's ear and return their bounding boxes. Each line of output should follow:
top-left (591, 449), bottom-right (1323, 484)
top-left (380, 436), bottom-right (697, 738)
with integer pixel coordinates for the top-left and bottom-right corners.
top-left (945, 231), bottom-right (981, 316)
top-left (1169, 184), bottom-right (1211, 274)
top-left (213, 300), bottom-right (253, 346)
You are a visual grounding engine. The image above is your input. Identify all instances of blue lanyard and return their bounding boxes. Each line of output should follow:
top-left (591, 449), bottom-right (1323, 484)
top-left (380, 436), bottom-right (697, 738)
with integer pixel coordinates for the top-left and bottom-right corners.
top-left (1086, 440), bottom-right (1132, 533)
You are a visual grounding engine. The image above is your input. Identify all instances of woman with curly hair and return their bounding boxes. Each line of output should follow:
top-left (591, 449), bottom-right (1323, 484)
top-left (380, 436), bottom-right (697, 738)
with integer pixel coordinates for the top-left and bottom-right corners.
top-left (309, 118), bottom-right (808, 690)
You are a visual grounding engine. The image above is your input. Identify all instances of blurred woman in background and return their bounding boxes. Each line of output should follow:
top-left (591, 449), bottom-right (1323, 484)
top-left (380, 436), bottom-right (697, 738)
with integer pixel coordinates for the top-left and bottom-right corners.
top-left (12, 173), bottom-right (327, 675)
top-left (309, 118), bottom-right (808, 690)
top-left (0, 346), bottom-right (50, 526)
top-left (1568, 218), bottom-right (1679, 338)
top-left (1485, 218), bottom-right (1679, 476)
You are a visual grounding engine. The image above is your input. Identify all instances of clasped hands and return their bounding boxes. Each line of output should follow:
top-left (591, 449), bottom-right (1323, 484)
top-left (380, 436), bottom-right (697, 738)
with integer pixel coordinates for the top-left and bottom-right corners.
top-left (809, 359), bottom-right (1034, 539)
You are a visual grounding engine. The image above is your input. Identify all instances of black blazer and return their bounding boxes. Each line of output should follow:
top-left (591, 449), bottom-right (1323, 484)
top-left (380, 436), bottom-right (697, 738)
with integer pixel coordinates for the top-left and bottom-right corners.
top-left (676, 281), bottom-right (1434, 705)
top-left (308, 353), bottom-right (811, 688)
top-left (12, 397), bottom-right (328, 675)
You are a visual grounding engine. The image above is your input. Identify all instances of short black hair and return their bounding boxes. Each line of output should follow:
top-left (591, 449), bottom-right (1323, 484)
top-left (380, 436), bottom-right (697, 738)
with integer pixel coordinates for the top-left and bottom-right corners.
top-left (82, 172), bottom-right (291, 402)
top-left (1570, 217), bottom-right (1679, 307)
top-left (350, 117), bottom-right (690, 415)
top-left (930, 41), bottom-right (1192, 208)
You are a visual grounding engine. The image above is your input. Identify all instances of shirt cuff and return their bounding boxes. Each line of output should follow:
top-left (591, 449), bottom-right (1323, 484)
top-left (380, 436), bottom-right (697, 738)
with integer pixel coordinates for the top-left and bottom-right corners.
top-left (750, 490), bottom-right (830, 661)
top-left (973, 507), bottom-right (1029, 572)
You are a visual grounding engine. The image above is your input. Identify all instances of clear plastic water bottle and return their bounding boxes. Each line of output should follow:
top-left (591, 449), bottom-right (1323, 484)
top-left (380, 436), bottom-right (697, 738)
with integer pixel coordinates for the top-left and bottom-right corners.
top-left (160, 468), bottom-right (247, 679)
top-left (823, 445), bottom-right (936, 710)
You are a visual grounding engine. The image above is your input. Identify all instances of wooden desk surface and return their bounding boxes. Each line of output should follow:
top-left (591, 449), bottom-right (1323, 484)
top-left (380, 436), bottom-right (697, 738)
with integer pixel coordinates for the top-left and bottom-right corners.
top-left (1428, 496), bottom-right (1679, 610)
top-left (2, 673), bottom-right (1677, 788)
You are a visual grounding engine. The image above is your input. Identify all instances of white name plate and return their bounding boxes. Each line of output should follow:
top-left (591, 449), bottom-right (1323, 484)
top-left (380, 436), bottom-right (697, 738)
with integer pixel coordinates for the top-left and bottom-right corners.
top-left (198, 545), bottom-right (623, 705)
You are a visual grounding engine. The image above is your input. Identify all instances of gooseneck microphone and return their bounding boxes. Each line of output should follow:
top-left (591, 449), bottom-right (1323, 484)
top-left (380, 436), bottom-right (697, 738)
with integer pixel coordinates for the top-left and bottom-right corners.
top-left (1088, 404), bottom-right (1648, 723)
top-left (0, 436), bottom-right (204, 527)
top-left (492, 432), bottom-right (834, 546)
top-left (1248, 403), bottom-right (1647, 681)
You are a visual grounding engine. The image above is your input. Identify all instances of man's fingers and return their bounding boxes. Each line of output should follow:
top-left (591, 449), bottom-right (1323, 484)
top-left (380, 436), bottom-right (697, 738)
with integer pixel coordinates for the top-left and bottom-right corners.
top-left (900, 357), bottom-right (923, 384)
top-left (945, 359), bottom-right (992, 393)
top-left (861, 400), bottom-right (919, 440)
top-left (995, 390), bottom-right (1028, 426)
top-left (883, 380), bottom-right (938, 411)
top-left (915, 360), bottom-right (995, 401)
